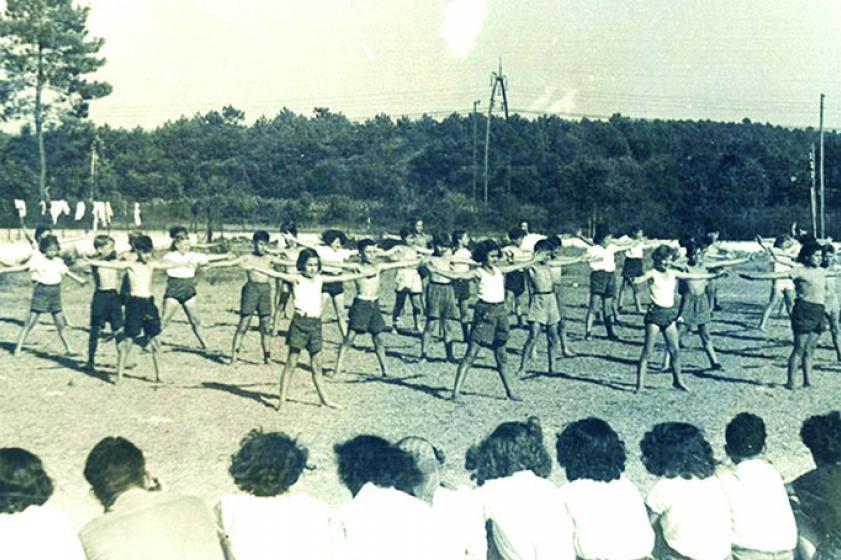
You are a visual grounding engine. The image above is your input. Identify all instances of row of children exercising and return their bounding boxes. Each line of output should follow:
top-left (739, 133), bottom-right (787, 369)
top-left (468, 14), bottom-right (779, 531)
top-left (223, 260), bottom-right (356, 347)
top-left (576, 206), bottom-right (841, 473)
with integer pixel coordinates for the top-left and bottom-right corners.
top-left (4, 410), bottom-right (840, 559)
top-left (2, 224), bottom-right (837, 410)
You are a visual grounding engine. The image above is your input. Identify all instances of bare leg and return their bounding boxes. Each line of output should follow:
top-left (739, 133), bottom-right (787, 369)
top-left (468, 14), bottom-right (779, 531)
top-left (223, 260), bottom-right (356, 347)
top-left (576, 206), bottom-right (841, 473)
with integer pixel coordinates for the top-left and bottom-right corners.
top-left (52, 312), bottom-right (74, 355)
top-left (783, 290), bottom-right (795, 315)
top-left (636, 323), bottom-right (658, 393)
top-left (333, 331), bottom-right (357, 377)
top-left (584, 294), bottom-right (600, 339)
top-left (159, 297), bottom-right (180, 332)
top-left (392, 290), bottom-right (408, 327)
top-left (373, 332), bottom-right (389, 376)
top-left (518, 322), bottom-right (540, 376)
top-left (698, 324), bottom-right (720, 368)
top-left (663, 323), bottom-right (687, 391)
top-left (230, 316), bottom-right (252, 365)
top-left (310, 352), bottom-right (339, 408)
top-left (787, 333), bottom-right (807, 390)
top-left (182, 298), bottom-right (207, 349)
top-left (458, 299), bottom-right (470, 341)
top-left (546, 325), bottom-right (559, 374)
top-left (494, 345), bottom-right (520, 401)
top-left (331, 293), bottom-right (347, 337)
top-left (87, 323), bottom-right (102, 368)
top-left (453, 342), bottom-right (480, 401)
top-left (662, 323), bottom-right (686, 371)
top-left (603, 297), bottom-right (617, 339)
top-left (759, 289), bottom-right (783, 330)
top-left (409, 294), bottom-right (423, 332)
top-left (14, 311), bottom-right (40, 356)
top-left (258, 316), bottom-right (272, 363)
top-left (148, 337), bottom-right (162, 382)
top-left (277, 349), bottom-right (299, 410)
top-left (116, 338), bottom-right (135, 384)
top-left (829, 310), bottom-right (841, 361)
top-left (803, 332), bottom-right (818, 387)
top-left (420, 318), bottom-right (437, 360)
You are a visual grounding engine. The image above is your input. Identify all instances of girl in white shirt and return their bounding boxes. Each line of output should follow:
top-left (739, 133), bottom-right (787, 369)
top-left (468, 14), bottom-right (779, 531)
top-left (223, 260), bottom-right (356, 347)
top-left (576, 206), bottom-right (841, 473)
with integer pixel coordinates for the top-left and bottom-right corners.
top-left (216, 431), bottom-right (331, 560)
top-left (2, 235), bottom-right (87, 357)
top-left (641, 422), bottom-right (732, 560)
top-left (467, 417), bottom-right (575, 560)
top-left (249, 248), bottom-right (371, 411)
top-left (555, 417), bottom-right (654, 560)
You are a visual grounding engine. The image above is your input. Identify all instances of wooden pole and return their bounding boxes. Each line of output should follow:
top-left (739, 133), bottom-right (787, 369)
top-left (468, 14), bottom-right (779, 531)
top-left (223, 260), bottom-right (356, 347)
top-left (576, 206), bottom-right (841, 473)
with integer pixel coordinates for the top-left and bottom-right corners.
top-left (819, 94), bottom-right (826, 238)
top-left (810, 144), bottom-right (817, 238)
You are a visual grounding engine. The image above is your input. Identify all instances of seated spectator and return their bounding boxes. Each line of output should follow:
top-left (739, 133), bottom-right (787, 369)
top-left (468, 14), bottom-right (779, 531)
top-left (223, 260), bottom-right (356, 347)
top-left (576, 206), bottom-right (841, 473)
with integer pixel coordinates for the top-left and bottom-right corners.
top-left (332, 434), bottom-right (444, 560)
top-left (718, 412), bottom-right (797, 560)
top-left (215, 430), bottom-right (330, 560)
top-left (555, 417), bottom-right (654, 560)
top-left (466, 416), bottom-right (575, 560)
top-left (790, 411), bottom-right (841, 560)
top-left (0, 447), bottom-right (86, 559)
top-left (397, 436), bottom-right (487, 560)
top-left (641, 422), bottom-right (732, 560)
top-left (78, 436), bottom-right (224, 560)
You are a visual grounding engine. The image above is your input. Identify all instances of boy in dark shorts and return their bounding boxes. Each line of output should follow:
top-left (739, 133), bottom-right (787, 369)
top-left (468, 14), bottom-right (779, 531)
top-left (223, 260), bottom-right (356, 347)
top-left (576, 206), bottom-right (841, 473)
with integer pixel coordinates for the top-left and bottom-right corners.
top-left (85, 235), bottom-right (124, 372)
top-left (333, 240), bottom-right (421, 378)
top-left (503, 227), bottom-right (530, 328)
top-left (84, 235), bottom-right (188, 384)
top-left (4, 235), bottom-right (87, 357)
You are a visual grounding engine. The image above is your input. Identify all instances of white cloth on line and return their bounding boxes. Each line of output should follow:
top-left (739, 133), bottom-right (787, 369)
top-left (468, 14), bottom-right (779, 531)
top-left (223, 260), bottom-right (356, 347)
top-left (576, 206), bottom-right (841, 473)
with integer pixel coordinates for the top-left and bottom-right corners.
top-left (14, 199), bottom-right (26, 219)
top-left (49, 200), bottom-right (71, 225)
top-left (133, 202), bottom-right (142, 226)
top-left (75, 201), bottom-right (86, 221)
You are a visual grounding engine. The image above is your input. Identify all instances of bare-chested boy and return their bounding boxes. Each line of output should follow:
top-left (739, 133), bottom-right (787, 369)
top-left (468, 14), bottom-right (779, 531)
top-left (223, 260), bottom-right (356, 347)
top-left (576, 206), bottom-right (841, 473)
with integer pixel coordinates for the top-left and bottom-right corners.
top-left (85, 235), bottom-right (124, 372)
top-left (333, 239), bottom-right (421, 378)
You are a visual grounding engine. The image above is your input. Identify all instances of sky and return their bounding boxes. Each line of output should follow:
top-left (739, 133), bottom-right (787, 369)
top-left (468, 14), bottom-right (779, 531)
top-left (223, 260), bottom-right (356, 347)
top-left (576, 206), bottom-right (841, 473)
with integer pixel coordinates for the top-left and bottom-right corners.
top-left (3, 0), bottom-right (841, 130)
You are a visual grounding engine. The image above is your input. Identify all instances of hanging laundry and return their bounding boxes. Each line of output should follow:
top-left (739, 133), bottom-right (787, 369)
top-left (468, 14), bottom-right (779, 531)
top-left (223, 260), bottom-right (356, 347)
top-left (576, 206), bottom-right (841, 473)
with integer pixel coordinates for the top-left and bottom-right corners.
top-left (92, 201), bottom-right (106, 230)
top-left (14, 199), bottom-right (26, 219)
top-left (133, 202), bottom-right (142, 227)
top-left (104, 201), bottom-right (114, 225)
top-left (49, 200), bottom-right (71, 225)
top-left (75, 201), bottom-right (86, 221)
top-left (39, 200), bottom-right (47, 215)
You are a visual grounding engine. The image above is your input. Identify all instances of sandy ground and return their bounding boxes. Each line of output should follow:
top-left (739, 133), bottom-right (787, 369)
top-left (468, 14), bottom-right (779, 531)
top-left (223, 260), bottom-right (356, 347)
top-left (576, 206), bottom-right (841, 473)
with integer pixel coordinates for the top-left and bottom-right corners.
top-left (1, 262), bottom-right (837, 529)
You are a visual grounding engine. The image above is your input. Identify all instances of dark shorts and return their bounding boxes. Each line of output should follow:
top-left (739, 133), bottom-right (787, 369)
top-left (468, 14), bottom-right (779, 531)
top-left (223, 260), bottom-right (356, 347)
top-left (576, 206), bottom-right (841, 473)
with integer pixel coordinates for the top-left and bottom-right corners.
top-left (119, 275), bottom-right (131, 306)
top-left (30, 283), bottom-right (62, 314)
top-left (348, 298), bottom-right (387, 335)
top-left (426, 283), bottom-right (458, 320)
top-left (645, 304), bottom-right (679, 329)
top-left (91, 290), bottom-right (124, 330)
top-left (470, 301), bottom-right (509, 347)
top-left (791, 299), bottom-right (826, 334)
top-left (505, 270), bottom-right (526, 296)
top-left (621, 257), bottom-right (644, 279)
top-left (124, 297), bottom-right (162, 340)
top-left (240, 281), bottom-right (272, 317)
top-left (452, 279), bottom-right (471, 302)
top-left (287, 314), bottom-right (323, 355)
top-left (164, 277), bottom-right (197, 304)
top-left (681, 293), bottom-right (711, 330)
top-left (322, 279), bottom-right (344, 296)
top-left (590, 270), bottom-right (617, 297)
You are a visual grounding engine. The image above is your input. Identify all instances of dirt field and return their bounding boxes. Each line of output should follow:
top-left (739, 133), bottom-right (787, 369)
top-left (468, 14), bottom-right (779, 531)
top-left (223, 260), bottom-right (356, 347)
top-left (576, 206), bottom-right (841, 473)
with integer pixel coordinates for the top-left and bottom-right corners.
top-left (1, 263), bottom-right (838, 528)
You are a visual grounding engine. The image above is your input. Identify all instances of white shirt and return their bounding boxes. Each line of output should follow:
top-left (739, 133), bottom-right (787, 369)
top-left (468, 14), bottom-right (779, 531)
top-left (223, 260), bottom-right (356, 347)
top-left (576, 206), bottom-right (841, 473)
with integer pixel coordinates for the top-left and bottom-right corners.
top-left (587, 245), bottom-right (619, 272)
top-left (558, 476), bottom-right (654, 560)
top-left (717, 459), bottom-right (797, 552)
top-left (164, 251), bottom-right (209, 278)
top-left (647, 476), bottom-right (732, 560)
top-left (648, 268), bottom-right (677, 308)
top-left (452, 247), bottom-right (473, 273)
top-left (215, 494), bottom-right (332, 560)
top-left (477, 266), bottom-right (505, 304)
top-left (331, 483), bottom-right (445, 560)
top-left (28, 254), bottom-right (68, 285)
top-left (431, 485), bottom-right (487, 560)
top-left (0, 505), bottom-right (86, 560)
top-left (316, 246), bottom-right (354, 274)
top-left (294, 275), bottom-right (324, 317)
top-left (475, 470), bottom-right (575, 560)
top-left (625, 244), bottom-right (644, 259)
top-left (520, 233), bottom-right (546, 252)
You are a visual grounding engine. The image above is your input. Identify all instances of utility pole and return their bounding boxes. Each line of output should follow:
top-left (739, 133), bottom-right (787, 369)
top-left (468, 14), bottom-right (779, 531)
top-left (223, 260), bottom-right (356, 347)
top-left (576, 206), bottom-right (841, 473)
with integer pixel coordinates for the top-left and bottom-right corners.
top-left (819, 93), bottom-right (826, 238)
top-left (810, 144), bottom-right (817, 239)
top-left (483, 58), bottom-right (509, 204)
top-left (472, 99), bottom-right (481, 202)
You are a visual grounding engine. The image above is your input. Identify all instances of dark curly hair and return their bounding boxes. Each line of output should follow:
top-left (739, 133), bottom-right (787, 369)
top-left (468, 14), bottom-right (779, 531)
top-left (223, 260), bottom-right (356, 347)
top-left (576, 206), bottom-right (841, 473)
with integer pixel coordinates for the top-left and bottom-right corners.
top-left (555, 417), bottom-right (626, 482)
top-left (334, 435), bottom-right (423, 497)
top-left (229, 430), bottom-right (309, 497)
top-left (471, 239), bottom-right (501, 267)
top-left (322, 229), bottom-right (348, 247)
top-left (83, 437), bottom-right (147, 509)
top-left (296, 248), bottom-right (322, 273)
top-left (465, 417), bottom-right (552, 486)
top-left (801, 411), bottom-right (841, 467)
top-left (640, 422), bottom-right (716, 479)
top-left (725, 413), bottom-right (766, 462)
top-left (0, 448), bottom-right (54, 514)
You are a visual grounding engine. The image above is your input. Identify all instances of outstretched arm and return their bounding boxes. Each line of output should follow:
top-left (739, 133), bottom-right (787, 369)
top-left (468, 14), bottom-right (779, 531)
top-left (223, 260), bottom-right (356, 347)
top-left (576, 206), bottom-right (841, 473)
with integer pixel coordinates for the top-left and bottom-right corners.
top-left (248, 266), bottom-right (298, 283)
top-left (739, 271), bottom-right (790, 281)
top-left (427, 266), bottom-right (477, 281)
top-left (83, 258), bottom-right (132, 270)
top-left (324, 269), bottom-right (377, 283)
top-left (674, 269), bottom-right (725, 281)
top-left (377, 258), bottom-right (422, 272)
top-left (0, 264), bottom-right (28, 275)
top-left (705, 255), bottom-right (753, 269)
top-left (65, 270), bottom-right (87, 285)
top-left (498, 254), bottom-right (545, 274)
top-left (548, 254), bottom-right (596, 267)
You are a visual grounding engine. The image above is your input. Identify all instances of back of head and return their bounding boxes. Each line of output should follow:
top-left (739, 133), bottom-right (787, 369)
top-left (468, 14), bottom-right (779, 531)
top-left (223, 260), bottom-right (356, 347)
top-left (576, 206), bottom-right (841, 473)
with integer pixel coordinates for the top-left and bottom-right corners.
top-left (252, 230), bottom-right (270, 244)
top-left (508, 227), bottom-right (525, 243)
top-left (593, 223), bottom-right (611, 245)
top-left (651, 244), bottom-right (674, 264)
top-left (399, 227), bottom-right (412, 242)
top-left (34, 224), bottom-right (52, 242)
top-left (452, 230), bottom-right (466, 246)
top-left (133, 235), bottom-right (154, 254)
top-left (640, 422), bottom-right (716, 479)
top-left (229, 430), bottom-right (308, 497)
top-left (396, 437), bottom-right (446, 503)
top-left (432, 233), bottom-right (451, 254)
top-left (322, 229), bottom-right (346, 246)
top-left (84, 437), bottom-right (147, 509)
top-left (38, 235), bottom-right (60, 255)
top-left (796, 240), bottom-right (822, 265)
top-left (0, 448), bottom-right (54, 514)
top-left (533, 239), bottom-right (553, 254)
top-left (357, 238), bottom-right (376, 253)
top-left (556, 417), bottom-right (626, 482)
top-left (281, 221), bottom-right (298, 237)
top-left (465, 417), bottom-right (551, 486)
top-left (725, 413), bottom-right (766, 462)
top-left (334, 435), bottom-right (422, 497)
top-left (168, 226), bottom-right (188, 240)
top-left (93, 234), bottom-right (113, 250)
top-left (800, 411), bottom-right (841, 467)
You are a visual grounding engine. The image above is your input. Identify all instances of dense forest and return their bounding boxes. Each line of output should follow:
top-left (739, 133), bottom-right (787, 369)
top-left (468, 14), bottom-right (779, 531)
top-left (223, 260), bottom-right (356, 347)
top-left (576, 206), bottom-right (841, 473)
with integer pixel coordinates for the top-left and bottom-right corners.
top-left (0, 107), bottom-right (838, 239)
